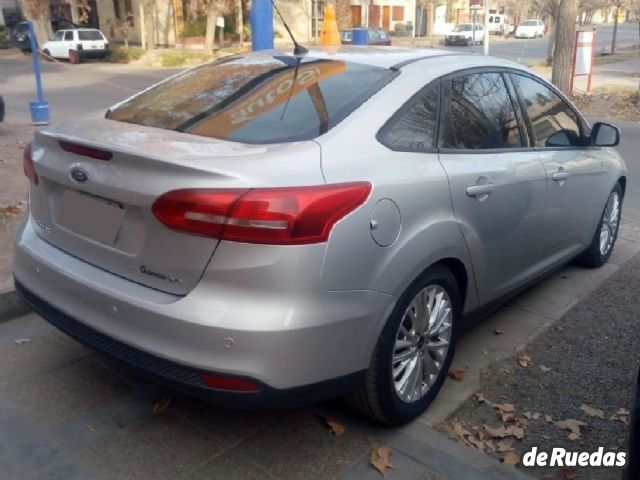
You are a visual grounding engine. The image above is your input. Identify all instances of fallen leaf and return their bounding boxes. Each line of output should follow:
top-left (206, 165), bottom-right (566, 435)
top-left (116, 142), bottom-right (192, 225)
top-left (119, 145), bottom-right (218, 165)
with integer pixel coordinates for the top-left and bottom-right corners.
top-left (568, 432), bottom-right (580, 440)
top-left (86, 424), bottom-right (96, 432)
top-left (13, 338), bottom-right (32, 345)
top-left (502, 450), bottom-right (520, 465)
top-left (517, 355), bottom-right (532, 367)
top-left (493, 403), bottom-right (515, 414)
top-left (494, 329), bottom-right (505, 335)
top-left (610, 408), bottom-right (630, 424)
top-left (480, 424), bottom-right (523, 440)
top-left (545, 414), bottom-right (554, 423)
top-left (324, 418), bottom-right (346, 437)
top-left (371, 446), bottom-right (394, 477)
top-left (501, 413), bottom-right (515, 423)
top-left (482, 348), bottom-right (489, 356)
top-left (539, 365), bottom-right (552, 372)
top-left (580, 404), bottom-right (604, 419)
top-left (505, 424), bottom-right (525, 440)
top-left (447, 368), bottom-right (467, 381)
top-left (453, 422), bottom-right (472, 438)
top-left (152, 397), bottom-right (173, 415)
top-left (475, 392), bottom-right (488, 404)
top-left (495, 438), bottom-right (515, 452)
top-left (501, 368), bottom-right (511, 375)
top-left (554, 419), bottom-right (587, 436)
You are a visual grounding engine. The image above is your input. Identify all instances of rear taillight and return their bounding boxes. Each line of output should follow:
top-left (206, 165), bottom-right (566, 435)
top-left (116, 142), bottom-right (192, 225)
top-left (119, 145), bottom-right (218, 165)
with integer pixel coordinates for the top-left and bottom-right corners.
top-left (152, 182), bottom-right (371, 245)
top-left (59, 140), bottom-right (113, 161)
top-left (23, 142), bottom-right (38, 185)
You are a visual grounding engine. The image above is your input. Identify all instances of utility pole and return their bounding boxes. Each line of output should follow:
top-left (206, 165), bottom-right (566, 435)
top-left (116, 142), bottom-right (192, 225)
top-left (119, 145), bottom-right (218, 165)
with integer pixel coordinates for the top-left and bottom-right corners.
top-left (483, 0), bottom-right (489, 55)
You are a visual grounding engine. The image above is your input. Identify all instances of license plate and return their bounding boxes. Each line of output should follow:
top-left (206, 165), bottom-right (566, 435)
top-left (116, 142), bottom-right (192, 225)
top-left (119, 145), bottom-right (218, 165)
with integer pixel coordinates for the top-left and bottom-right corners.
top-left (58, 189), bottom-right (126, 245)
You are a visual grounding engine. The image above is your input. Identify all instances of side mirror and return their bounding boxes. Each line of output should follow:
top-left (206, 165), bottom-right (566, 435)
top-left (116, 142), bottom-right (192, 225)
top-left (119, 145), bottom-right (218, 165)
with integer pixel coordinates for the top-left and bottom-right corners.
top-left (591, 122), bottom-right (620, 147)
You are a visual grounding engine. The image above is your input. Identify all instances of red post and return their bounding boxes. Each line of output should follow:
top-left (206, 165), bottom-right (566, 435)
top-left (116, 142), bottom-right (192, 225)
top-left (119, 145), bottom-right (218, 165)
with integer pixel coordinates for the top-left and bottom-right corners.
top-left (587, 27), bottom-right (596, 92)
top-left (570, 29), bottom-right (579, 96)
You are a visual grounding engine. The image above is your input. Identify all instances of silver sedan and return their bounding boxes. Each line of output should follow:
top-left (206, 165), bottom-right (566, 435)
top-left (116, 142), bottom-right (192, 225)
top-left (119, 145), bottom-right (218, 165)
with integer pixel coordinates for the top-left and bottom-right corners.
top-left (13, 47), bottom-right (625, 425)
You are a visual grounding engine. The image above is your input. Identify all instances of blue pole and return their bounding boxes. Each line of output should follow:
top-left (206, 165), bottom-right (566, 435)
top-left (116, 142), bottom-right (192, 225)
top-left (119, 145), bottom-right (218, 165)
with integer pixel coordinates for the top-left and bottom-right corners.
top-left (250, 0), bottom-right (274, 51)
top-left (27, 20), bottom-right (50, 125)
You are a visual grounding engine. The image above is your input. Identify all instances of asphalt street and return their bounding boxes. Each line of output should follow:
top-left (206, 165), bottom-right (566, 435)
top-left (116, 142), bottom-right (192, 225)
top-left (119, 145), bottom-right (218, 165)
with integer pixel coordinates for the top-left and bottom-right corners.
top-left (441, 23), bottom-right (639, 64)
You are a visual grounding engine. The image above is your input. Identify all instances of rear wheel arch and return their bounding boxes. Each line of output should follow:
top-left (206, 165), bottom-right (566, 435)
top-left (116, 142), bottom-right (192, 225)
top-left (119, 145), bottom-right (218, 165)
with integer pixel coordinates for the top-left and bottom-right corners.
top-left (434, 257), bottom-right (468, 311)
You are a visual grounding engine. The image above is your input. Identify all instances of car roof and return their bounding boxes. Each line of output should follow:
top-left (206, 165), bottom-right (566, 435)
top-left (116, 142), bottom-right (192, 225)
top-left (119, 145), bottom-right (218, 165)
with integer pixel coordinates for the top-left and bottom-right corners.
top-left (270, 47), bottom-right (450, 69)
top-left (246, 47), bottom-right (529, 72)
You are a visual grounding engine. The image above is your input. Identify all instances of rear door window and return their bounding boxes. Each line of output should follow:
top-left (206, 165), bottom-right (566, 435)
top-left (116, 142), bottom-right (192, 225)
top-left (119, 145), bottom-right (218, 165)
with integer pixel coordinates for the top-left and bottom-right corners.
top-left (64, 31), bottom-right (74, 41)
top-left (107, 54), bottom-right (395, 144)
top-left (440, 72), bottom-right (523, 149)
top-left (78, 30), bottom-right (104, 41)
top-left (510, 73), bottom-right (583, 147)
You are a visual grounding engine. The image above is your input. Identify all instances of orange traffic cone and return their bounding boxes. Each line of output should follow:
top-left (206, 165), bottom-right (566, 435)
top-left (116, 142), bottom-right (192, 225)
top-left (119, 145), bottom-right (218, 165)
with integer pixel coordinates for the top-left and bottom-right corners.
top-left (319, 3), bottom-right (341, 46)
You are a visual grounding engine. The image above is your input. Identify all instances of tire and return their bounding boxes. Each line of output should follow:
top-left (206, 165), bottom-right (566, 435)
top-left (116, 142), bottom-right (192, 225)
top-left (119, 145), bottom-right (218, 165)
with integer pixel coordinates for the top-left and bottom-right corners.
top-left (576, 183), bottom-right (623, 268)
top-left (42, 49), bottom-right (52, 61)
top-left (348, 264), bottom-right (461, 425)
top-left (69, 49), bottom-right (80, 64)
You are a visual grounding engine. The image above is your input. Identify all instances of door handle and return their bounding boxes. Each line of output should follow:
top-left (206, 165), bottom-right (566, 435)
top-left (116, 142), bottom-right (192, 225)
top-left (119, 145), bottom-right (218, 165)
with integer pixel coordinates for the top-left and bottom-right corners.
top-left (466, 184), bottom-right (494, 197)
top-left (552, 171), bottom-right (569, 182)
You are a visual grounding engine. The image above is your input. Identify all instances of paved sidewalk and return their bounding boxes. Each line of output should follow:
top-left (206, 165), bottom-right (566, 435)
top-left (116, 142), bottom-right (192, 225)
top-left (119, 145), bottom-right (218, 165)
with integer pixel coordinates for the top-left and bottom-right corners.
top-left (0, 312), bottom-right (533, 480)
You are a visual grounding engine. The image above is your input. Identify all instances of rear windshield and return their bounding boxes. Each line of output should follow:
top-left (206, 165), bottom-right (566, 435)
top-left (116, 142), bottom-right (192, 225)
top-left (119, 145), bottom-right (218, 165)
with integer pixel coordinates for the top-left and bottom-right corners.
top-left (453, 25), bottom-right (472, 31)
top-left (521, 21), bottom-right (538, 26)
top-left (106, 54), bottom-right (395, 144)
top-left (78, 30), bottom-right (103, 40)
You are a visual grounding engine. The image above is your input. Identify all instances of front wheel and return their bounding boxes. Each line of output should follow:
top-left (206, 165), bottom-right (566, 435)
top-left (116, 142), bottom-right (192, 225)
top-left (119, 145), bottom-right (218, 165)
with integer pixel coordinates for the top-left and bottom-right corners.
top-left (348, 264), bottom-right (460, 425)
top-left (577, 183), bottom-right (623, 268)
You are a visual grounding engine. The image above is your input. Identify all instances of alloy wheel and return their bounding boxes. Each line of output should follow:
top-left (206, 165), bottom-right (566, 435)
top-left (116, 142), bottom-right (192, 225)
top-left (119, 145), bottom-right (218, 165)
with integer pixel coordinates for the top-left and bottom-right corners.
top-left (599, 191), bottom-right (621, 256)
top-left (392, 285), bottom-right (453, 403)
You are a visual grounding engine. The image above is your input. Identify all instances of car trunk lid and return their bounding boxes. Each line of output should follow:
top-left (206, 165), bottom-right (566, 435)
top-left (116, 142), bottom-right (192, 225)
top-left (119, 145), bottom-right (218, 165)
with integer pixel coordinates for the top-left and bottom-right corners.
top-left (28, 117), bottom-right (323, 295)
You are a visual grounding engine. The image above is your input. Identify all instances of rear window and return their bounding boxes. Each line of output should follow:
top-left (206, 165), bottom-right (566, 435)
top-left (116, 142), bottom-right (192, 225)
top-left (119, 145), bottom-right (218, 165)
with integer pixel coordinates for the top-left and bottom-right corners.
top-left (78, 30), bottom-right (104, 40)
top-left (106, 54), bottom-right (395, 144)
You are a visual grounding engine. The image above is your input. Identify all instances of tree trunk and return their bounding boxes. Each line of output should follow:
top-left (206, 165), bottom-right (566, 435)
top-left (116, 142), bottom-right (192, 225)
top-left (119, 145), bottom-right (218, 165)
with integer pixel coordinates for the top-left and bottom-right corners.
top-left (611, 5), bottom-right (619, 55)
top-left (336, 0), bottom-right (352, 30)
top-left (546, 14), bottom-right (555, 66)
top-left (18, 0), bottom-right (53, 47)
top-left (427, 2), bottom-right (434, 36)
top-left (551, 0), bottom-right (578, 95)
top-left (204, 4), bottom-right (217, 51)
top-left (236, 0), bottom-right (243, 45)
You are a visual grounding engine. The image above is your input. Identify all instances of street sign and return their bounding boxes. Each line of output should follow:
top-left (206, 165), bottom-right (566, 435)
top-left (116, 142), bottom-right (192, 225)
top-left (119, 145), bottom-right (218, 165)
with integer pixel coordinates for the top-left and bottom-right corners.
top-left (570, 29), bottom-right (596, 95)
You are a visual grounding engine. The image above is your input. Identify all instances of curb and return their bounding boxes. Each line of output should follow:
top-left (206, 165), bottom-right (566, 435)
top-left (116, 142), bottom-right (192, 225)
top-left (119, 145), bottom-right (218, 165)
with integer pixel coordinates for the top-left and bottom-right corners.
top-left (0, 289), bottom-right (31, 323)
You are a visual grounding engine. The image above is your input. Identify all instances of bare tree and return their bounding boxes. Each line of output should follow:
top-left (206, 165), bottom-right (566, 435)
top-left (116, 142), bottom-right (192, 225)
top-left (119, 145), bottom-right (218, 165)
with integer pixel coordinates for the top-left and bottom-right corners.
top-left (552, 0), bottom-right (579, 94)
top-left (335, 0), bottom-right (352, 30)
top-left (204, 0), bottom-right (232, 51)
top-left (18, 0), bottom-right (53, 47)
top-left (235, 0), bottom-right (243, 45)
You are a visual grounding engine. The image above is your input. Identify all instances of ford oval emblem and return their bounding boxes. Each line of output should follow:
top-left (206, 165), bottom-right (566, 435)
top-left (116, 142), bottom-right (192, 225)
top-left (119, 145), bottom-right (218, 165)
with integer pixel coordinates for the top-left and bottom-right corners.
top-left (70, 167), bottom-right (88, 183)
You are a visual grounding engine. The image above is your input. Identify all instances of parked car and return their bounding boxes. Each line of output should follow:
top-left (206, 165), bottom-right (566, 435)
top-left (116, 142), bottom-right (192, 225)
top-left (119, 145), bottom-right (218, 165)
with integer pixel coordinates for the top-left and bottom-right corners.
top-left (340, 28), bottom-right (392, 46)
top-left (41, 28), bottom-right (109, 63)
top-left (14, 48), bottom-right (625, 425)
top-left (514, 19), bottom-right (545, 38)
top-left (0, 95), bottom-right (4, 122)
top-left (12, 18), bottom-right (78, 53)
top-left (444, 23), bottom-right (485, 46)
top-left (487, 14), bottom-right (509, 35)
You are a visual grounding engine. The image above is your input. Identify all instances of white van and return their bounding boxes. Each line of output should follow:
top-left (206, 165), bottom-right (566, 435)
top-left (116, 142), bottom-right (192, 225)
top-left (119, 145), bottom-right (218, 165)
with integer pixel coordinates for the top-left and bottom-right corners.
top-left (488, 14), bottom-right (508, 35)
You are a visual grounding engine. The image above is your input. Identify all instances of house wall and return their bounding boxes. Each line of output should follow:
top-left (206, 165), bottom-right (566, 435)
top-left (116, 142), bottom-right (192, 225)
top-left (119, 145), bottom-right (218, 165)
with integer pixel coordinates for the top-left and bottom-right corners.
top-left (350, 0), bottom-right (416, 33)
top-left (96, 0), bottom-right (176, 46)
top-left (275, 0), bottom-right (312, 42)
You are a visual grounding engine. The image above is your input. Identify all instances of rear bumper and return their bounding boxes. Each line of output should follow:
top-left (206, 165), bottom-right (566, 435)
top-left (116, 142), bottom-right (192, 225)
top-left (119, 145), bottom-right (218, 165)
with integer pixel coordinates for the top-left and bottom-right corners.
top-left (15, 280), bottom-right (365, 408)
top-left (13, 217), bottom-right (394, 399)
